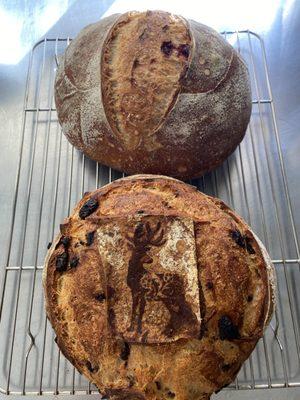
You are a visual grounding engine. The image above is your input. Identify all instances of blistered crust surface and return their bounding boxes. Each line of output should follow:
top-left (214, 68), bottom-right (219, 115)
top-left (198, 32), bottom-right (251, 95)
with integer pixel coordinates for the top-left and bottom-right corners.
top-left (44, 175), bottom-right (274, 400)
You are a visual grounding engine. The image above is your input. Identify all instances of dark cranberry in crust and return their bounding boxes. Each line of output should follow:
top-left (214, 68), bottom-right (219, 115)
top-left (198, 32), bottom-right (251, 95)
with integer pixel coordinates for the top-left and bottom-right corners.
top-left (70, 256), bottom-right (79, 268)
top-left (161, 41), bottom-right (174, 56)
top-left (79, 198), bottom-right (99, 219)
top-left (61, 236), bottom-right (71, 248)
top-left (120, 342), bottom-right (130, 361)
top-left (218, 315), bottom-right (240, 340)
top-left (230, 230), bottom-right (255, 254)
top-left (95, 292), bottom-right (106, 302)
top-left (86, 231), bottom-right (95, 246)
top-left (56, 252), bottom-right (68, 272)
top-left (177, 44), bottom-right (190, 58)
top-left (86, 361), bottom-right (99, 373)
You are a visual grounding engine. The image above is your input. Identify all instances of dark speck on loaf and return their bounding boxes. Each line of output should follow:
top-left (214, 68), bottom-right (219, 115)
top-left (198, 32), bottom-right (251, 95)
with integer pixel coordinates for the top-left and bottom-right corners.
top-left (120, 342), bottom-right (130, 361)
top-left (56, 252), bottom-right (68, 272)
top-left (70, 256), bottom-right (79, 268)
top-left (47, 242), bottom-right (52, 249)
top-left (86, 361), bottom-right (99, 373)
top-left (177, 44), bottom-right (190, 58)
top-left (206, 281), bottom-right (213, 290)
top-left (230, 230), bottom-right (255, 255)
top-left (79, 198), bottom-right (99, 219)
top-left (221, 364), bottom-right (231, 372)
top-left (61, 236), bottom-right (70, 248)
top-left (219, 315), bottom-right (240, 340)
top-left (95, 292), bottom-right (106, 302)
top-left (161, 41), bottom-right (174, 56)
top-left (86, 231), bottom-right (95, 246)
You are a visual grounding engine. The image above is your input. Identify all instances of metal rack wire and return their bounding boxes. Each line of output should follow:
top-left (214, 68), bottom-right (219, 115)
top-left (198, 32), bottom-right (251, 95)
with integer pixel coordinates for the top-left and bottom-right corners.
top-left (0, 31), bottom-right (299, 395)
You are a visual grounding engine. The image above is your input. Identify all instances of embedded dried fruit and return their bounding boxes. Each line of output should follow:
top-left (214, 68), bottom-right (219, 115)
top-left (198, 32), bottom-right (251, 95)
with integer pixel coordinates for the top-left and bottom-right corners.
top-left (221, 364), bottom-right (231, 372)
top-left (245, 238), bottom-right (255, 254)
top-left (206, 281), bottom-right (213, 290)
top-left (177, 44), bottom-right (190, 58)
top-left (79, 198), bottom-right (99, 219)
top-left (161, 41), bottom-right (174, 56)
top-left (56, 252), bottom-right (68, 272)
top-left (218, 315), bottom-right (240, 340)
top-left (70, 256), bottom-right (79, 268)
top-left (120, 342), bottom-right (130, 361)
top-left (61, 236), bottom-right (70, 248)
top-left (167, 391), bottom-right (175, 398)
top-left (155, 381), bottom-right (162, 390)
top-left (95, 292), bottom-right (106, 302)
top-left (230, 230), bottom-right (255, 255)
top-left (86, 361), bottom-right (99, 373)
top-left (230, 230), bottom-right (245, 247)
top-left (86, 231), bottom-right (95, 246)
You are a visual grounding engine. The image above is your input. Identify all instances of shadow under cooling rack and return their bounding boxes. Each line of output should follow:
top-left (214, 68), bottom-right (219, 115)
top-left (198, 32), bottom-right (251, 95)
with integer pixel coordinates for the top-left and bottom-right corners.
top-left (0, 31), bottom-right (300, 395)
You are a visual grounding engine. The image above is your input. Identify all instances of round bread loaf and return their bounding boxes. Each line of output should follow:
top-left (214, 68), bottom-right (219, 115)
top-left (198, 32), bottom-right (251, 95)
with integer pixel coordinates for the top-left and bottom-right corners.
top-left (55, 10), bottom-right (252, 179)
top-left (43, 175), bottom-right (275, 400)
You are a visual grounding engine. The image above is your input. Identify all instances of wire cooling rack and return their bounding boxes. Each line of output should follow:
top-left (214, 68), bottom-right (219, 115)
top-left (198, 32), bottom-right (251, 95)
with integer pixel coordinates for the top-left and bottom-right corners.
top-left (0, 31), bottom-right (299, 395)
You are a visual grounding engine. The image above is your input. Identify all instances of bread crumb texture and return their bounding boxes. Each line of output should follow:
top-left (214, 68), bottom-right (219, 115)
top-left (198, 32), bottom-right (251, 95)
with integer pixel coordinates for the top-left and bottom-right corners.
top-left (44, 175), bottom-right (275, 400)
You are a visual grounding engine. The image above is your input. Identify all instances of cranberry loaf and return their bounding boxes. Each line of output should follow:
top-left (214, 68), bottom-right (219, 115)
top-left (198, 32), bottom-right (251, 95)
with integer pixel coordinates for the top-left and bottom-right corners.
top-left (43, 175), bottom-right (275, 400)
top-left (55, 10), bottom-right (252, 179)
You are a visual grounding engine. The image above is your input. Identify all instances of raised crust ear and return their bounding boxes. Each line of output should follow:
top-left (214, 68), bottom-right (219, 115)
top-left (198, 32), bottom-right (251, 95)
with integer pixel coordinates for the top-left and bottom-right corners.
top-left (181, 20), bottom-right (234, 94)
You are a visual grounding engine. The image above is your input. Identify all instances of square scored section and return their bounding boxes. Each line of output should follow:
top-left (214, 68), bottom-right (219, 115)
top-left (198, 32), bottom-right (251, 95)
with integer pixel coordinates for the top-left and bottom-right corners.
top-left (97, 215), bottom-right (201, 343)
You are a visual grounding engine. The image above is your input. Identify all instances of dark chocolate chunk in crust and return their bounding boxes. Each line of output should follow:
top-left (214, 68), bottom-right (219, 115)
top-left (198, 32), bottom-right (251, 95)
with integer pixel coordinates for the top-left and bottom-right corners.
top-left (219, 315), bottom-right (240, 340)
top-left (56, 252), bottom-right (68, 272)
top-left (120, 342), bottom-right (130, 361)
top-left (86, 231), bottom-right (95, 246)
top-left (79, 198), bottom-right (99, 219)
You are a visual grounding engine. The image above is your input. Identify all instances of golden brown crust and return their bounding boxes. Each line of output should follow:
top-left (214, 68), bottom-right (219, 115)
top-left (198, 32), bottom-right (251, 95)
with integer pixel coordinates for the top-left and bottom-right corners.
top-left (55, 11), bottom-right (251, 179)
top-left (44, 175), bottom-right (274, 400)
